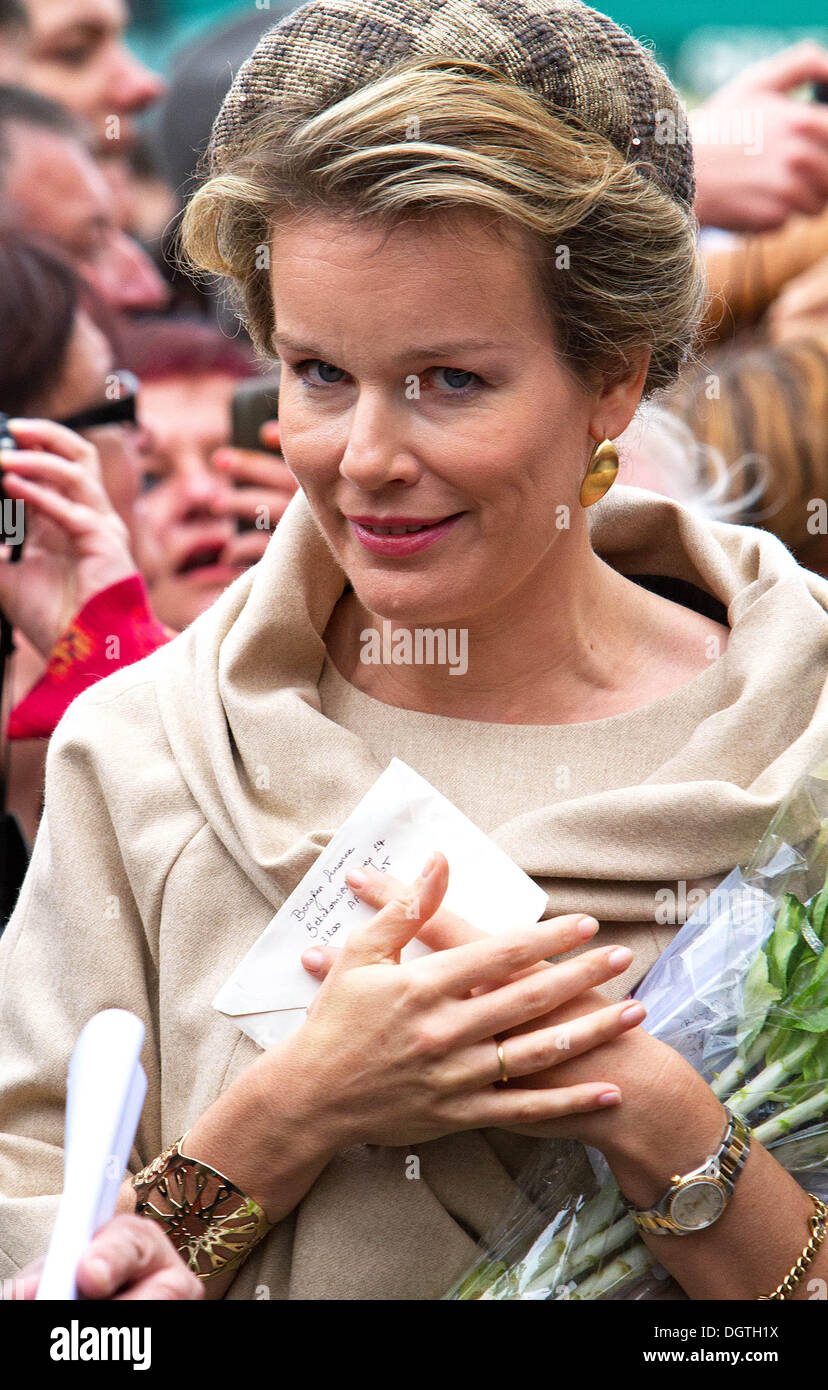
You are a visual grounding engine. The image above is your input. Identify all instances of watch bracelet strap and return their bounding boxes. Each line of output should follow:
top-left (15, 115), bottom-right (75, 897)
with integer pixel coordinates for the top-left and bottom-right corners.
top-left (620, 1108), bottom-right (751, 1236)
top-left (133, 1131), bottom-right (275, 1281)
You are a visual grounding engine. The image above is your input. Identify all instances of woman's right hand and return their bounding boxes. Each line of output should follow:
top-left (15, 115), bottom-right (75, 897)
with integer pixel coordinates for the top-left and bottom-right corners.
top-left (279, 851), bottom-right (644, 1151)
top-left (0, 419), bottom-right (137, 656)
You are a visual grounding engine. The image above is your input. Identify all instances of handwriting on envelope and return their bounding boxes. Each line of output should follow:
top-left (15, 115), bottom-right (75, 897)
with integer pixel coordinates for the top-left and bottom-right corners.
top-left (213, 757), bottom-right (549, 1049)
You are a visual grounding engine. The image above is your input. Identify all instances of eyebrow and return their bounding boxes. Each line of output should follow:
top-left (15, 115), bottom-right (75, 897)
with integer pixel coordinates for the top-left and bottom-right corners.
top-left (272, 334), bottom-right (505, 358)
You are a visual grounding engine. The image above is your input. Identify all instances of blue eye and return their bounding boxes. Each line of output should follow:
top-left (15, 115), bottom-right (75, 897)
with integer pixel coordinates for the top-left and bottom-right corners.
top-left (295, 360), bottom-right (346, 387)
top-left (290, 360), bottom-right (483, 396)
top-left (432, 367), bottom-right (480, 395)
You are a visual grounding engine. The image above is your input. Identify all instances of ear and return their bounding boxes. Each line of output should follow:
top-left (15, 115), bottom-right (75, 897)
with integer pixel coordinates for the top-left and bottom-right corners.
top-left (588, 349), bottom-right (651, 442)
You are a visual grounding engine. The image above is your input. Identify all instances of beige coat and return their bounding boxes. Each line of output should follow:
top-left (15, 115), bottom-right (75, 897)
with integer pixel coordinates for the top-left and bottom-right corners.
top-left (3, 484), bottom-right (828, 1299)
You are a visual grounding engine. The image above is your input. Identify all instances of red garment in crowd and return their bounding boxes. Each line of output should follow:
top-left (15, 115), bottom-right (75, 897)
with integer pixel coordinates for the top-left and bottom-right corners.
top-left (7, 574), bottom-right (173, 740)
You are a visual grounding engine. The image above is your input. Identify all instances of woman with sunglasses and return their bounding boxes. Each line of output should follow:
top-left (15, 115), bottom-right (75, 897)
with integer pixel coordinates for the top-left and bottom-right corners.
top-left (0, 231), bottom-right (171, 821)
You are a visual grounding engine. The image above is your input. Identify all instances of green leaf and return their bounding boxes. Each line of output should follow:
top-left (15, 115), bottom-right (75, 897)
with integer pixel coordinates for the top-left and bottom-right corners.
top-left (787, 1004), bottom-right (828, 1033)
top-left (738, 951), bottom-right (781, 1050)
top-left (808, 864), bottom-right (828, 940)
top-left (766, 895), bottom-right (806, 993)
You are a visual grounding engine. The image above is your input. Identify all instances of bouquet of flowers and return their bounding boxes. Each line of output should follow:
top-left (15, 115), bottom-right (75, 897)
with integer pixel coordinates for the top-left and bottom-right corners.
top-left (447, 753), bottom-right (828, 1300)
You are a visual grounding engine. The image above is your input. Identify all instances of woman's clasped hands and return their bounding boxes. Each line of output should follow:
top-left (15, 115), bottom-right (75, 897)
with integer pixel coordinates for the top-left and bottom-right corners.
top-left (289, 850), bottom-right (648, 1150)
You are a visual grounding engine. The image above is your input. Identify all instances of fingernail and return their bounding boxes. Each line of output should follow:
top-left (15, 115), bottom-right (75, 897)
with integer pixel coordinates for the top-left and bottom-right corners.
top-left (608, 947), bottom-right (633, 970)
top-left (85, 1256), bottom-right (112, 1293)
top-left (346, 868), bottom-right (367, 888)
top-left (598, 1090), bottom-right (621, 1107)
top-left (621, 1002), bottom-right (646, 1025)
top-left (577, 915), bottom-right (599, 939)
top-left (420, 853), bottom-right (437, 879)
top-left (302, 948), bottom-right (324, 972)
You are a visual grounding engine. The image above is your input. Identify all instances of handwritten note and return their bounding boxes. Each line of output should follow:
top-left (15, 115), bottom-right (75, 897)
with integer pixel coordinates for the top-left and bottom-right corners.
top-left (213, 758), bottom-right (549, 1049)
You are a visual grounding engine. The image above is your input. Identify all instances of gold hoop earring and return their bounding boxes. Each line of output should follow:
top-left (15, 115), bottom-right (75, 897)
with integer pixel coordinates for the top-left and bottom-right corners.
top-left (579, 438), bottom-right (619, 508)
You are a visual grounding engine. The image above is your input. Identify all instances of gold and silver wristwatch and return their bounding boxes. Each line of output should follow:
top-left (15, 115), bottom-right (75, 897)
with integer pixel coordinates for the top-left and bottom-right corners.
top-left (619, 1107), bottom-right (751, 1235)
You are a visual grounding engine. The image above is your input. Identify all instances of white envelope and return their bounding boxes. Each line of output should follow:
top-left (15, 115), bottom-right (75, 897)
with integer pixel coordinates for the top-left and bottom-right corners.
top-left (213, 757), bottom-right (549, 1049)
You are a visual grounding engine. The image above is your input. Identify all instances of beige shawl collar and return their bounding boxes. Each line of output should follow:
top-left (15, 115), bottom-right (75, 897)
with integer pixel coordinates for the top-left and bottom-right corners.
top-left (152, 483), bottom-right (828, 921)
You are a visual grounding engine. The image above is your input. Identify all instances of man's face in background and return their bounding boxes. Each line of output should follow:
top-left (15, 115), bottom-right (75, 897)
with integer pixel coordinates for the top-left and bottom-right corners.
top-left (21, 0), bottom-right (163, 147)
top-left (3, 120), bottom-right (168, 310)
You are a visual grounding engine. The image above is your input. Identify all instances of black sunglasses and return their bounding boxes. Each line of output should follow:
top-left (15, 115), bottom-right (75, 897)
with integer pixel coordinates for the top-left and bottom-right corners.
top-left (57, 370), bottom-right (141, 433)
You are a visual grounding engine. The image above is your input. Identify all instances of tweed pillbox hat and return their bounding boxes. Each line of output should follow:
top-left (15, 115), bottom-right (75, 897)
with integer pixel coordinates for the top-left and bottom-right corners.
top-left (209, 0), bottom-right (694, 211)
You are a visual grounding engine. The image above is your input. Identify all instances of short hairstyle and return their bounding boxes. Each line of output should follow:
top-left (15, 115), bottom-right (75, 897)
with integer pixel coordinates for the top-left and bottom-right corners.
top-left (0, 84), bottom-right (85, 183)
top-left (182, 56), bottom-right (707, 398)
top-left (0, 225), bottom-right (80, 416)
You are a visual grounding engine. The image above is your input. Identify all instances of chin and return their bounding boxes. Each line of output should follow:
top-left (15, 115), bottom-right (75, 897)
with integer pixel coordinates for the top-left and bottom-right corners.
top-left (351, 572), bottom-right (469, 628)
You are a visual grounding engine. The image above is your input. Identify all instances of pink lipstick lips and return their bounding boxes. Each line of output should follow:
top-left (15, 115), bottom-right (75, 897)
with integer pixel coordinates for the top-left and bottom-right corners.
top-left (347, 513), bottom-right (463, 556)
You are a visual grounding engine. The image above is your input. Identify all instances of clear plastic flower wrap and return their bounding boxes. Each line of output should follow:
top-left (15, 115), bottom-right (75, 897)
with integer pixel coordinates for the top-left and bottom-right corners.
top-left (446, 753), bottom-right (828, 1301)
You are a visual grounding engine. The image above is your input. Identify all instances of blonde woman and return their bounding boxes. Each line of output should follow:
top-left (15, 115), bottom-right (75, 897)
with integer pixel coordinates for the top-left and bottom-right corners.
top-left (3, 0), bottom-right (828, 1302)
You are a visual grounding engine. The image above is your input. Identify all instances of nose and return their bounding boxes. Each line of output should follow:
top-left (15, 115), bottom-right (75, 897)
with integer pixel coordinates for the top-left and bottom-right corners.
top-left (94, 231), bottom-right (170, 311)
top-left (107, 50), bottom-right (167, 116)
top-left (174, 454), bottom-right (228, 518)
top-left (337, 390), bottom-right (420, 490)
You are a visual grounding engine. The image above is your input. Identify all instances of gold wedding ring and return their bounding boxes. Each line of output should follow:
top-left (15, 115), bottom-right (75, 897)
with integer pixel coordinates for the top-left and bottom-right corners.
top-left (496, 1041), bottom-right (509, 1085)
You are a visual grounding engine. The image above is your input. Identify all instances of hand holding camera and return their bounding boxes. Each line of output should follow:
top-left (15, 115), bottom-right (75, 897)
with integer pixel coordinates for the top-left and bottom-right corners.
top-left (0, 418), bottom-right (137, 658)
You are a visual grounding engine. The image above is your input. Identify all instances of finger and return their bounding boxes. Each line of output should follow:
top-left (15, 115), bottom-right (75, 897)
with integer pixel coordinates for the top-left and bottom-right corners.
top-left (420, 913), bottom-right (598, 997)
top-left (774, 169), bottom-right (828, 219)
top-left (452, 944), bottom-right (635, 1045)
top-left (740, 40), bottom-right (828, 93)
top-left (441, 1081), bottom-right (622, 1130)
top-left (211, 488), bottom-right (292, 522)
top-left (790, 104), bottom-right (828, 150)
top-left (342, 852), bottom-right (450, 966)
top-left (0, 473), bottom-right (99, 539)
top-left (6, 418), bottom-right (99, 468)
top-left (258, 420), bottom-right (281, 451)
top-left (454, 999), bottom-right (647, 1089)
top-left (0, 451), bottom-right (106, 508)
top-left (346, 862), bottom-right (485, 950)
top-left (301, 944), bottom-right (340, 982)
top-left (213, 447), bottom-right (294, 489)
top-left (75, 1214), bottom-right (180, 1299)
top-left (113, 1265), bottom-right (203, 1301)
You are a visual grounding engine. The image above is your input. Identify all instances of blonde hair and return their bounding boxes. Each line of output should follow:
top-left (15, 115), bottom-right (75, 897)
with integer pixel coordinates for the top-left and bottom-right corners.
top-left (182, 55), bottom-right (707, 395)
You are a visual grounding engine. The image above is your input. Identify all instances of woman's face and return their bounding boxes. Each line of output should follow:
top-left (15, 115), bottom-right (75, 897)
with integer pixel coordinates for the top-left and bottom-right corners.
top-left (134, 371), bottom-right (243, 632)
top-left (270, 211), bottom-right (597, 627)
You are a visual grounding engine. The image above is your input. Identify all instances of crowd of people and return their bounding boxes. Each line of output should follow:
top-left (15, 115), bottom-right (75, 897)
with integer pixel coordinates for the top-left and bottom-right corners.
top-left (0, 0), bottom-right (828, 1306)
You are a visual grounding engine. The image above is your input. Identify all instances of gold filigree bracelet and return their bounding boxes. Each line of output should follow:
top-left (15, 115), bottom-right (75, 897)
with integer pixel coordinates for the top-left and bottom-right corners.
top-left (133, 1132), bottom-right (274, 1281)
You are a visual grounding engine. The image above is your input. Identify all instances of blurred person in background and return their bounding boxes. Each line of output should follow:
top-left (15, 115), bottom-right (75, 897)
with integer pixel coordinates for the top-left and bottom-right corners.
top-left (690, 41), bottom-right (828, 235)
top-left (650, 42), bottom-right (828, 577)
top-left (19, 0), bottom-right (163, 147)
top-left (121, 316), bottom-right (297, 630)
top-left (18, 0), bottom-right (167, 241)
top-left (663, 334), bottom-right (828, 574)
top-left (0, 230), bottom-right (171, 844)
top-left (0, 84), bottom-right (168, 311)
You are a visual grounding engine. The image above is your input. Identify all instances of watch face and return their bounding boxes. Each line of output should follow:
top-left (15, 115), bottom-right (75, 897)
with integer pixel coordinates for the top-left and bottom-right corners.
top-left (669, 1179), bottom-right (726, 1231)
